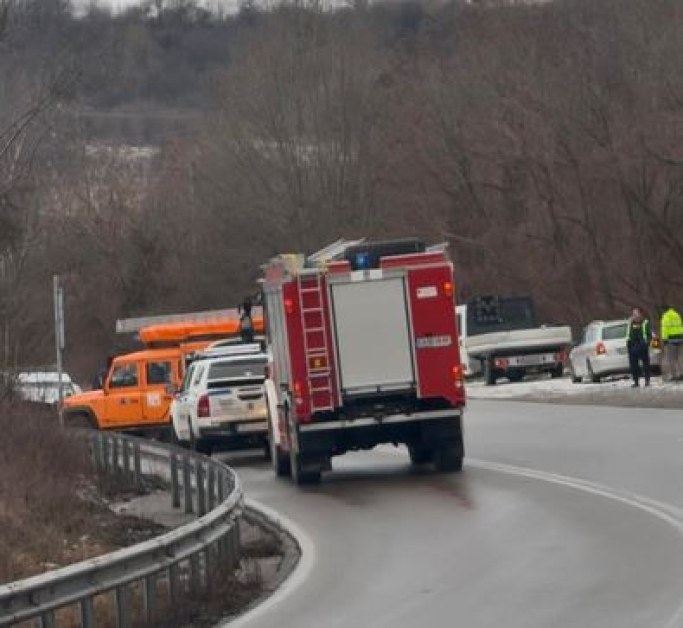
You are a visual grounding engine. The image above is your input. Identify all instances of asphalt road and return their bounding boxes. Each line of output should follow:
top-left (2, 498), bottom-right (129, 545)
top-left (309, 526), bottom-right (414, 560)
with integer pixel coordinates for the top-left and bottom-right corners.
top-left (219, 400), bottom-right (683, 628)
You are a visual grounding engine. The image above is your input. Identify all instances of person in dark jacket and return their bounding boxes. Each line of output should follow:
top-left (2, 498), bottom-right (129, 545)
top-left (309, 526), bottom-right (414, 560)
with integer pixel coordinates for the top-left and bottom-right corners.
top-left (626, 307), bottom-right (652, 387)
top-left (239, 298), bottom-right (255, 343)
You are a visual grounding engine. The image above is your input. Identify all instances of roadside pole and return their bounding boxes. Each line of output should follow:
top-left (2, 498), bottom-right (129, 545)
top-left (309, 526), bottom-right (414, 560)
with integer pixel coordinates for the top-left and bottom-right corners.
top-left (53, 275), bottom-right (65, 427)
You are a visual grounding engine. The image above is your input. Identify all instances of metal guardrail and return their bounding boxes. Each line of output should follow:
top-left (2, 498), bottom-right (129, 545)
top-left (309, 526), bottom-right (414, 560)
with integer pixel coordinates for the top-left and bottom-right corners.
top-left (0, 432), bottom-right (244, 627)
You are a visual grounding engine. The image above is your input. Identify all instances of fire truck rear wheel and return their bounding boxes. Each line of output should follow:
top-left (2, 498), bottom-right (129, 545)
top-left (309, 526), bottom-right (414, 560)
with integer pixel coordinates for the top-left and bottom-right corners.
top-left (289, 448), bottom-right (321, 485)
top-left (274, 448), bottom-right (291, 477)
top-left (272, 438), bottom-right (291, 477)
top-left (269, 420), bottom-right (291, 477)
top-left (434, 444), bottom-right (463, 473)
top-left (408, 444), bottom-right (433, 465)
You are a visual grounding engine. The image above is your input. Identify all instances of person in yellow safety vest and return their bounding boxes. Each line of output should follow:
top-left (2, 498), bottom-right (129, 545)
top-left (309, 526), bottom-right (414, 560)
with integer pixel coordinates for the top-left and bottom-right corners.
top-left (660, 305), bottom-right (683, 382)
top-left (626, 307), bottom-right (652, 387)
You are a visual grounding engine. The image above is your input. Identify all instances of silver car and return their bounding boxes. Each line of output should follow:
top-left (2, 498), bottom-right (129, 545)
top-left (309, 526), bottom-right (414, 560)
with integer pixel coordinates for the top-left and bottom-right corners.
top-left (568, 319), bottom-right (661, 383)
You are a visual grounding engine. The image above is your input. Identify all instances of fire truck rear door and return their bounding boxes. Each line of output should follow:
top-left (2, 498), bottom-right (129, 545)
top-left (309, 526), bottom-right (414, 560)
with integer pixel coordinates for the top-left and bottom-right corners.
top-left (330, 276), bottom-right (415, 395)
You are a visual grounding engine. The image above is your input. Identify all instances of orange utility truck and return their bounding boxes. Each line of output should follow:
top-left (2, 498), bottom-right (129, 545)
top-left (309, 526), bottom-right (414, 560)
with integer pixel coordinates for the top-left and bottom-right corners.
top-left (63, 310), bottom-right (263, 433)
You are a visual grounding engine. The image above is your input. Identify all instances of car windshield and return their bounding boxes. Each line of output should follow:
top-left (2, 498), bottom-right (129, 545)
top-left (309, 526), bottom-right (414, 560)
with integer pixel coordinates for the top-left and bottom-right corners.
top-left (208, 357), bottom-right (267, 381)
top-left (602, 324), bottom-right (627, 341)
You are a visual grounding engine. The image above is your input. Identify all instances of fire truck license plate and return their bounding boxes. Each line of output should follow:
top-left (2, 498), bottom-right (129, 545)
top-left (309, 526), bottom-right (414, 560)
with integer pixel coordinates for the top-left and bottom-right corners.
top-left (416, 335), bottom-right (452, 348)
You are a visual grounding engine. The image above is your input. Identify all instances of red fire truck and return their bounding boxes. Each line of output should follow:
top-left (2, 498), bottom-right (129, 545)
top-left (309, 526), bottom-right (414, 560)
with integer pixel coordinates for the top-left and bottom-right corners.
top-left (261, 239), bottom-right (467, 484)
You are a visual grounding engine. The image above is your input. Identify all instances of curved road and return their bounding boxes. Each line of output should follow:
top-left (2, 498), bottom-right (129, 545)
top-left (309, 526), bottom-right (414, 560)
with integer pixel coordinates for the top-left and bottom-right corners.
top-left (220, 401), bottom-right (683, 628)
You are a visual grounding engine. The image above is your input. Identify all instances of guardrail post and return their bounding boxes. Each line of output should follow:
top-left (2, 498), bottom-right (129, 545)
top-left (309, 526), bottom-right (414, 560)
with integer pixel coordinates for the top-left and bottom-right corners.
top-left (189, 553), bottom-right (201, 593)
top-left (183, 454), bottom-right (193, 514)
top-left (143, 574), bottom-right (157, 622)
top-left (90, 434), bottom-right (100, 471)
top-left (80, 596), bottom-right (94, 628)
top-left (196, 462), bottom-right (206, 516)
top-left (115, 584), bottom-right (132, 628)
top-left (200, 547), bottom-right (210, 588)
top-left (210, 539), bottom-right (222, 575)
top-left (218, 528), bottom-right (230, 567)
top-left (133, 442), bottom-right (143, 490)
top-left (102, 435), bottom-right (110, 472)
top-left (170, 452), bottom-right (180, 508)
top-left (97, 434), bottom-right (106, 471)
top-left (112, 436), bottom-right (120, 472)
top-left (217, 537), bottom-right (226, 570)
top-left (227, 520), bottom-right (241, 569)
top-left (234, 518), bottom-right (242, 562)
top-left (207, 465), bottom-right (216, 510)
top-left (217, 471), bottom-right (225, 502)
top-left (122, 439), bottom-right (131, 477)
top-left (169, 563), bottom-right (181, 602)
top-left (89, 434), bottom-right (98, 469)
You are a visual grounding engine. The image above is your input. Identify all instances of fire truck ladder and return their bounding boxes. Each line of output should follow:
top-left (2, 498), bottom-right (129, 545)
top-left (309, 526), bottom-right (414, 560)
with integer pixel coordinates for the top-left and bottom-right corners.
top-left (297, 272), bottom-right (335, 413)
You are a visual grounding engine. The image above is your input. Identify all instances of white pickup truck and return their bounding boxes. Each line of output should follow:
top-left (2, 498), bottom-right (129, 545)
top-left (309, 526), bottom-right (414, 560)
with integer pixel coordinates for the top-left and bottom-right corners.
top-left (457, 296), bottom-right (572, 385)
top-left (170, 345), bottom-right (270, 455)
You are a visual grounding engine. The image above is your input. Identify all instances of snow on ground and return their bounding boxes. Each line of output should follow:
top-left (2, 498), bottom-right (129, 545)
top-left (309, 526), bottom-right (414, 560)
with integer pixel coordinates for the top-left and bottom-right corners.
top-left (466, 374), bottom-right (683, 408)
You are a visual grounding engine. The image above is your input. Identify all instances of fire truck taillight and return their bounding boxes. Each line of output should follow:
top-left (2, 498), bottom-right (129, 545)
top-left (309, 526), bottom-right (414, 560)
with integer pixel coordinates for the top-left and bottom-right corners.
top-left (294, 381), bottom-right (304, 406)
top-left (452, 365), bottom-right (464, 389)
top-left (443, 281), bottom-right (454, 298)
top-left (284, 298), bottom-right (295, 315)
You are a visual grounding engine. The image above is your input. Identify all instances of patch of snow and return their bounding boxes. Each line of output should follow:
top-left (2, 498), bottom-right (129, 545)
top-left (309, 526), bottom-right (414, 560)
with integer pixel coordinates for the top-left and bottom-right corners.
top-left (85, 143), bottom-right (160, 162)
top-left (466, 375), bottom-right (683, 401)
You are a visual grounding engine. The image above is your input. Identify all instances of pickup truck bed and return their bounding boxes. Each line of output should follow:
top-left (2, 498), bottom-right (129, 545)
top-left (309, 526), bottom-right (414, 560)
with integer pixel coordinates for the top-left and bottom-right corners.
top-left (466, 326), bottom-right (573, 359)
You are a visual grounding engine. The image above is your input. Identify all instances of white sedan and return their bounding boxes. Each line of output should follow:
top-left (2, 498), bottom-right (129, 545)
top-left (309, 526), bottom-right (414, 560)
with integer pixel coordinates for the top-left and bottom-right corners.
top-left (568, 319), bottom-right (661, 383)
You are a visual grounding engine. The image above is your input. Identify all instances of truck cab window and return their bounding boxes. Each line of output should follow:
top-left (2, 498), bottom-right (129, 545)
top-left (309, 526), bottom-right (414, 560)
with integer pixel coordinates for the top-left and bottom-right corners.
top-left (147, 361), bottom-right (172, 385)
top-left (109, 363), bottom-right (138, 388)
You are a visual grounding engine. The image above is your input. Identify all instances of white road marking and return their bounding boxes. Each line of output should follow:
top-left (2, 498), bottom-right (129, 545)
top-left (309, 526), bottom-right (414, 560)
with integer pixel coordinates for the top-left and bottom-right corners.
top-left (226, 448), bottom-right (683, 627)
top-left (467, 458), bottom-right (683, 628)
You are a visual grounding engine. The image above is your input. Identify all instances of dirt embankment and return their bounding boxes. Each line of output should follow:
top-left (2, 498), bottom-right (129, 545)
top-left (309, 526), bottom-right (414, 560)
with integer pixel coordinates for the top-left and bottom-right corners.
top-left (0, 401), bottom-right (290, 628)
top-left (0, 402), bottom-right (165, 583)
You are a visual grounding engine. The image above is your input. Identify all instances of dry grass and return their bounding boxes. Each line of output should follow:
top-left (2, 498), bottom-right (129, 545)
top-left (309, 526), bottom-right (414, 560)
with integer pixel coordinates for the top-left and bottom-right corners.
top-left (1, 402), bottom-right (283, 627)
top-left (0, 401), bottom-right (163, 583)
top-left (0, 401), bottom-right (93, 580)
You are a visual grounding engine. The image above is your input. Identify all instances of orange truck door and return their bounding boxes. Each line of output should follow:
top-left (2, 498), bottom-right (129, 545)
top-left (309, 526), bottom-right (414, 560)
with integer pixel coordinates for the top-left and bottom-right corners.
top-left (142, 358), bottom-right (177, 424)
top-left (104, 361), bottom-right (143, 428)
